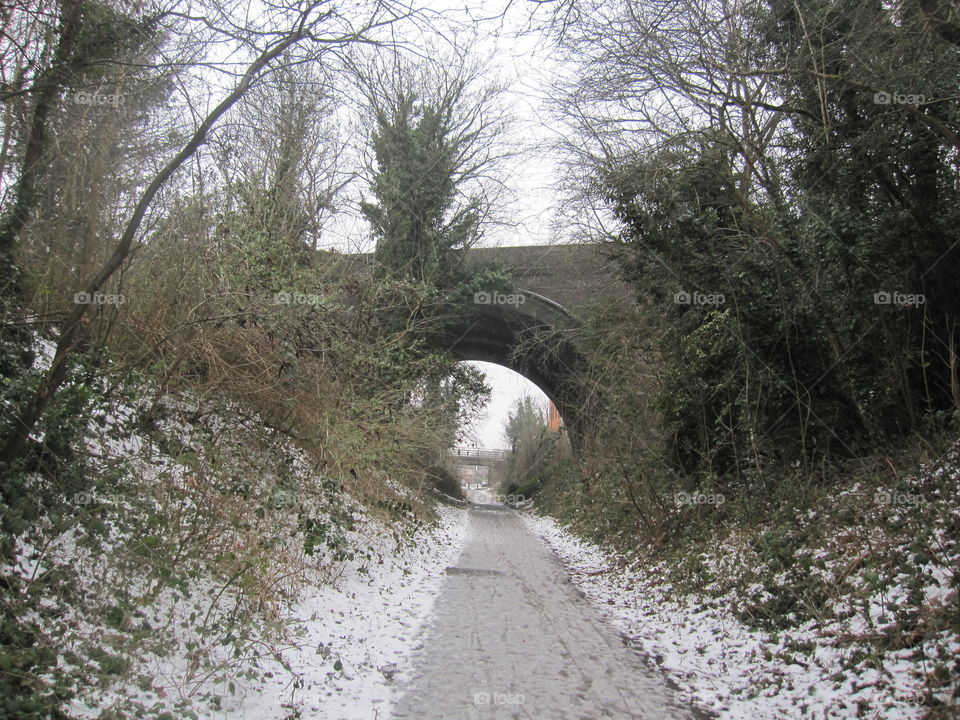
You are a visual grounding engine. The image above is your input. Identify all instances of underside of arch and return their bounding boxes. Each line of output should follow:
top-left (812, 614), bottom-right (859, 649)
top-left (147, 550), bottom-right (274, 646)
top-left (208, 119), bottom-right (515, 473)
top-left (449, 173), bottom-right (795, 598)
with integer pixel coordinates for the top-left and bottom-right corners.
top-left (436, 295), bottom-right (590, 456)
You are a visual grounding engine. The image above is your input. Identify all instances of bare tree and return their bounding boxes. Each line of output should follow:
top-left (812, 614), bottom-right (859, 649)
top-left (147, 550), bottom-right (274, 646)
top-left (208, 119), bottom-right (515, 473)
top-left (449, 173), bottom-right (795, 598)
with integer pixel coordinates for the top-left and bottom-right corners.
top-left (0, 0), bottom-right (418, 466)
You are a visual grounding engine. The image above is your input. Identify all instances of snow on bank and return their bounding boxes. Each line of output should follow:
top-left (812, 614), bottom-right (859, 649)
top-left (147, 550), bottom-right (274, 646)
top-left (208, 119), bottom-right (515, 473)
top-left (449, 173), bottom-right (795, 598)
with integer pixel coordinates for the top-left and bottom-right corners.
top-left (212, 505), bottom-right (468, 719)
top-left (523, 512), bottom-right (948, 720)
top-left (13, 338), bottom-right (472, 720)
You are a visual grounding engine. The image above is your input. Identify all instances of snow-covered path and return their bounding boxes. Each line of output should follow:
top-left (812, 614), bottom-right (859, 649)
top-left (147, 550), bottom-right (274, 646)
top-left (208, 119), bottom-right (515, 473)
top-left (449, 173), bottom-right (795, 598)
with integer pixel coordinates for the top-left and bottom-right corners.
top-left (392, 500), bottom-right (698, 719)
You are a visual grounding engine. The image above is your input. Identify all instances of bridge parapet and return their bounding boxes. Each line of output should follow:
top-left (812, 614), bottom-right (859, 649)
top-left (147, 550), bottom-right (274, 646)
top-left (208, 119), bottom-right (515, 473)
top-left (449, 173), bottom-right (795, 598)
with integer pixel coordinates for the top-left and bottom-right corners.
top-left (451, 448), bottom-right (508, 460)
top-left (326, 243), bottom-right (629, 313)
top-left (464, 244), bottom-right (629, 310)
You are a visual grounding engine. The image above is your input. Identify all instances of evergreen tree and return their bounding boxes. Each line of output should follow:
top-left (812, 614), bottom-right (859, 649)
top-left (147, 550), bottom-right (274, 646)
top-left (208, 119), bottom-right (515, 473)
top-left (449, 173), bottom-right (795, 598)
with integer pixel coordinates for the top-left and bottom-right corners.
top-left (362, 91), bottom-right (480, 285)
top-left (358, 59), bottom-right (503, 288)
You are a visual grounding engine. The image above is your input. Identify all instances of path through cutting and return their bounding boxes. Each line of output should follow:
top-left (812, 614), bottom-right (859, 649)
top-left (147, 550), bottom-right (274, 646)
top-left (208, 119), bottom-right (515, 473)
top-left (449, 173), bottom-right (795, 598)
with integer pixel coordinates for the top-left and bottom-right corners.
top-left (392, 499), bottom-right (700, 719)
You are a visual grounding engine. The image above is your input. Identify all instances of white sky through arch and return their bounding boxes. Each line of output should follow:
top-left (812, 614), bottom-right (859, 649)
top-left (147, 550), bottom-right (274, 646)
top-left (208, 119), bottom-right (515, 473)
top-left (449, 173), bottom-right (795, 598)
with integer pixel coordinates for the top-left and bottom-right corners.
top-left (458, 361), bottom-right (550, 451)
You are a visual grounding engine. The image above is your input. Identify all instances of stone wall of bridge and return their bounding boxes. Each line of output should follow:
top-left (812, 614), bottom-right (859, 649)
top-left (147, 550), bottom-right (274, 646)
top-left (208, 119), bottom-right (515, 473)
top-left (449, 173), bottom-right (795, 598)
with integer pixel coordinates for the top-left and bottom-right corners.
top-left (327, 243), bottom-right (632, 311)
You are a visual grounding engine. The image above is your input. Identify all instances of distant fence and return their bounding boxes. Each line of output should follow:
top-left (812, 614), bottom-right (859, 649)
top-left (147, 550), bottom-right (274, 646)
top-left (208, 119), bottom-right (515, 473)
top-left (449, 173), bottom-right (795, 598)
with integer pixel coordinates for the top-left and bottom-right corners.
top-left (450, 448), bottom-right (508, 461)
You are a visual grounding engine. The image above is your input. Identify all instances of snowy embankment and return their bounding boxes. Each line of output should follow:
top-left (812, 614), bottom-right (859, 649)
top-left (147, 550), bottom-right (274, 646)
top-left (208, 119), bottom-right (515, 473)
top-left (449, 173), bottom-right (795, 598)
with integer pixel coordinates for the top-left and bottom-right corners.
top-left (66, 383), bottom-right (469, 719)
top-left (10, 337), bottom-right (470, 719)
top-left (524, 463), bottom-right (960, 720)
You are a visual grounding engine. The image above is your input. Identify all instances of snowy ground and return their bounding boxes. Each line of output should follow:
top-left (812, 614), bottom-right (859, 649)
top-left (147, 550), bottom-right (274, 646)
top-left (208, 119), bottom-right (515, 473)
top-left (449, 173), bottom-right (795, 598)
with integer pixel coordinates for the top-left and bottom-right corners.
top-left (211, 505), bottom-right (469, 720)
top-left (522, 511), bottom-right (955, 720)
top-left (13, 335), bottom-right (955, 719)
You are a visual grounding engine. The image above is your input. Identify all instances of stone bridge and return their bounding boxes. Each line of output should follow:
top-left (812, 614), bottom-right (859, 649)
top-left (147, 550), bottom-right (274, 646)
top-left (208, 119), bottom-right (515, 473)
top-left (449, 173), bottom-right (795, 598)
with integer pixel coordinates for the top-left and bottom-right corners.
top-left (448, 447), bottom-right (508, 488)
top-left (463, 244), bottom-right (624, 309)
top-left (330, 244), bottom-right (631, 454)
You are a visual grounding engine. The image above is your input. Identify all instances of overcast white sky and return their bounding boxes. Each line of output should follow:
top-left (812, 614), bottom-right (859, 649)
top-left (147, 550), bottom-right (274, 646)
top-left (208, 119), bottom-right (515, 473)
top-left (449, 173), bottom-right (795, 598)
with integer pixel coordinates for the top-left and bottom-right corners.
top-left (318, 0), bottom-right (567, 254)
top-left (458, 361), bottom-right (550, 450)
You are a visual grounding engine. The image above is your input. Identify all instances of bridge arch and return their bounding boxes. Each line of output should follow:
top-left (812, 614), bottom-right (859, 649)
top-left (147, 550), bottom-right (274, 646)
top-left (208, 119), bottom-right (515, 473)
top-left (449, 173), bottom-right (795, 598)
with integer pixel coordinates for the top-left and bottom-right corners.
top-left (438, 289), bottom-right (590, 455)
top-left (332, 244), bottom-right (627, 456)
